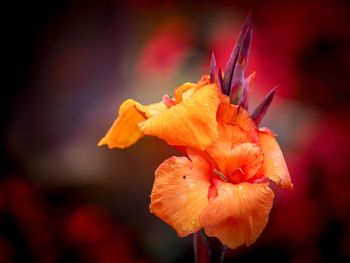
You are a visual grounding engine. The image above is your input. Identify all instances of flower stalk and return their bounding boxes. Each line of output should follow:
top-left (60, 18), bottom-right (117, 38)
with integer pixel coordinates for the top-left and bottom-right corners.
top-left (194, 232), bottom-right (227, 263)
top-left (206, 236), bottom-right (227, 263)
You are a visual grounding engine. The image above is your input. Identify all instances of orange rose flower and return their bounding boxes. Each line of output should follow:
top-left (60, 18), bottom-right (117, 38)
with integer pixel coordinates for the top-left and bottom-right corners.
top-left (99, 15), bottom-right (293, 250)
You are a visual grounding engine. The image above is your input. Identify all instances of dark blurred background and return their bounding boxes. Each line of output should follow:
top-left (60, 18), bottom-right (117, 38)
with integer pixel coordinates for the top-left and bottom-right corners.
top-left (2, 0), bottom-right (350, 262)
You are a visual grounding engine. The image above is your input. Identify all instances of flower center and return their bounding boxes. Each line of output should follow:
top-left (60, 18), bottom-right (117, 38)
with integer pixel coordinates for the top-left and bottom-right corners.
top-left (213, 167), bottom-right (247, 184)
top-left (227, 168), bottom-right (246, 184)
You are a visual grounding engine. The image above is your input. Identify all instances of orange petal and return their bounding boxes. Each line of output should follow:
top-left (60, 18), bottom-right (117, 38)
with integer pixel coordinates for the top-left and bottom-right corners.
top-left (139, 84), bottom-right (220, 150)
top-left (150, 155), bottom-right (211, 237)
top-left (216, 96), bottom-right (237, 124)
top-left (199, 181), bottom-right (274, 249)
top-left (258, 129), bottom-right (293, 189)
top-left (207, 124), bottom-right (263, 182)
top-left (237, 107), bottom-right (259, 143)
top-left (98, 99), bottom-right (166, 149)
top-left (217, 96), bottom-right (258, 143)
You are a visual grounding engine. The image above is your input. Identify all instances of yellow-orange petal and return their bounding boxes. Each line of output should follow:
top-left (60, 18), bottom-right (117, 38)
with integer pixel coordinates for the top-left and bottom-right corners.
top-left (98, 99), bottom-right (166, 149)
top-left (150, 155), bottom-right (211, 237)
top-left (199, 181), bottom-right (274, 249)
top-left (258, 129), bottom-right (293, 189)
top-left (139, 84), bottom-right (220, 151)
top-left (174, 82), bottom-right (196, 104)
top-left (141, 101), bottom-right (168, 118)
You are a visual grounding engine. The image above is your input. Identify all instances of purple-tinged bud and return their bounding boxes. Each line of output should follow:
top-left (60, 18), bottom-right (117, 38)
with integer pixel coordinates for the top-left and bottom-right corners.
top-left (222, 13), bottom-right (252, 96)
top-left (251, 87), bottom-right (277, 125)
top-left (239, 72), bottom-right (256, 110)
top-left (210, 53), bottom-right (223, 91)
top-left (229, 23), bottom-right (252, 104)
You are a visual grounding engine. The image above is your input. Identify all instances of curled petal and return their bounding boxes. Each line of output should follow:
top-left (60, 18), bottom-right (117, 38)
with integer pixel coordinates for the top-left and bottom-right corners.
top-left (150, 155), bottom-right (211, 237)
top-left (174, 76), bottom-right (210, 104)
top-left (258, 130), bottom-right (293, 189)
top-left (199, 181), bottom-right (274, 249)
top-left (98, 99), bottom-right (166, 149)
top-left (139, 84), bottom-right (220, 150)
top-left (174, 82), bottom-right (197, 104)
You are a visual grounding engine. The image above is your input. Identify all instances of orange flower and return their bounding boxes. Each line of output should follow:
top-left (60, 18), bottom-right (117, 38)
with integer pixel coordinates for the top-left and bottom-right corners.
top-left (99, 15), bottom-right (293, 250)
top-left (149, 93), bottom-right (293, 249)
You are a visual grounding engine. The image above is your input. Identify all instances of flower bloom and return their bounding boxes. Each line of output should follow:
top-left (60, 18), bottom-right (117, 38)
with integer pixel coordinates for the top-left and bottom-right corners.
top-left (99, 15), bottom-right (293, 249)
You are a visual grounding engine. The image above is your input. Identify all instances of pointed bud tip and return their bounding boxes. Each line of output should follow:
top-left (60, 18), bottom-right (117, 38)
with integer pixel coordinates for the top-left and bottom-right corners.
top-left (243, 12), bottom-right (252, 29)
top-left (222, 13), bottom-right (253, 96)
top-left (251, 86), bottom-right (278, 125)
top-left (210, 52), bottom-right (217, 83)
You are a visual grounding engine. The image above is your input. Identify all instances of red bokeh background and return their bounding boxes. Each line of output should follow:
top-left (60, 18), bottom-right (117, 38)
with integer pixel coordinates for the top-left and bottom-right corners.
top-left (2, 0), bottom-right (350, 262)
